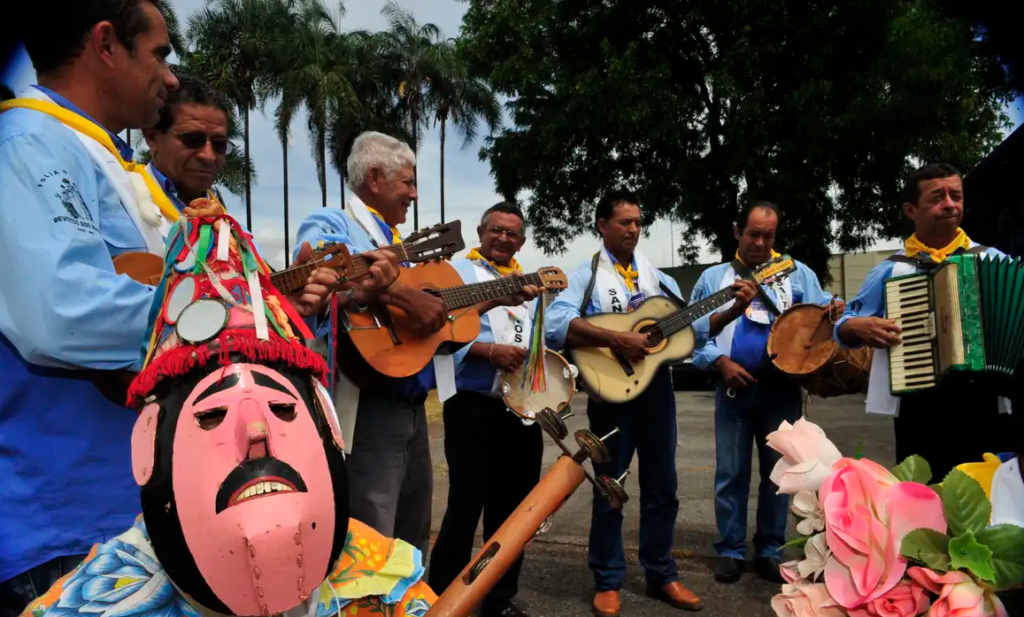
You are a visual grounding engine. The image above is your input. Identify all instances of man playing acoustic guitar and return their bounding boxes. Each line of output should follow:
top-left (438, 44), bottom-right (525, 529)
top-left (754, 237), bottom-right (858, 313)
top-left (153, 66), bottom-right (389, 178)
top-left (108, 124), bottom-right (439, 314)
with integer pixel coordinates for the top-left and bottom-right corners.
top-left (546, 190), bottom-right (702, 617)
top-left (690, 201), bottom-right (842, 585)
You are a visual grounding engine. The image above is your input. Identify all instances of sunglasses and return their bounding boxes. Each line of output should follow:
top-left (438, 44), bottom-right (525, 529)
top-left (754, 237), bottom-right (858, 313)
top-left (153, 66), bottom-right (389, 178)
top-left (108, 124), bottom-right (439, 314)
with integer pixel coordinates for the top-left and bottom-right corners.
top-left (174, 131), bottom-right (234, 155)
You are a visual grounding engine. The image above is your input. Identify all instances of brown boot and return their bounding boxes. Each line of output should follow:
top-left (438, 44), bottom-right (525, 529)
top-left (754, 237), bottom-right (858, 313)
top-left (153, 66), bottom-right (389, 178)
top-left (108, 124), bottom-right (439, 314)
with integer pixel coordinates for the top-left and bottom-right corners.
top-left (592, 590), bottom-right (621, 617)
top-left (647, 581), bottom-right (703, 611)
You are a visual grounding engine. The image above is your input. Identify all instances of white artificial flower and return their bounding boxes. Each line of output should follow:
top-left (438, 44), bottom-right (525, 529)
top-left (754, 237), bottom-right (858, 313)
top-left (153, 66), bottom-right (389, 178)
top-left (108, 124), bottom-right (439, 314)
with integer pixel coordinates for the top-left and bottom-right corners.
top-left (792, 490), bottom-right (825, 536)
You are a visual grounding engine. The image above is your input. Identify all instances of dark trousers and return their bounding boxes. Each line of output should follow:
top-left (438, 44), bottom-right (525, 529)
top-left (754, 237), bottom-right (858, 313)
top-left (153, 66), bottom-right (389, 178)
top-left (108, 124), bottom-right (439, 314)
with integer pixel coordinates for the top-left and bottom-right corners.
top-left (894, 385), bottom-right (1016, 482)
top-left (428, 391), bottom-right (543, 608)
top-left (587, 367), bottom-right (679, 591)
top-left (0, 555), bottom-right (86, 617)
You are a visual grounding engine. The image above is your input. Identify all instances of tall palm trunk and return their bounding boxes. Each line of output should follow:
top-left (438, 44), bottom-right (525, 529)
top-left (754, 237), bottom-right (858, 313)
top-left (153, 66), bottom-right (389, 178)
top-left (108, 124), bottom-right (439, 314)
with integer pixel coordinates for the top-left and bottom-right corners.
top-left (340, 175), bottom-right (345, 209)
top-left (439, 117), bottom-right (446, 223)
top-left (244, 106), bottom-right (252, 229)
top-left (319, 126), bottom-right (327, 209)
top-left (410, 108), bottom-right (419, 229)
top-left (283, 138), bottom-right (290, 266)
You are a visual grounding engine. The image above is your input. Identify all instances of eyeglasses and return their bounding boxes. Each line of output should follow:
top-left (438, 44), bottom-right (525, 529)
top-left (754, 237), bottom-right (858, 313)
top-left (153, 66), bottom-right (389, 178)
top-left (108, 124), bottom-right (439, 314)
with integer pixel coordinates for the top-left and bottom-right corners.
top-left (174, 131), bottom-right (234, 155)
top-left (488, 226), bottom-right (523, 240)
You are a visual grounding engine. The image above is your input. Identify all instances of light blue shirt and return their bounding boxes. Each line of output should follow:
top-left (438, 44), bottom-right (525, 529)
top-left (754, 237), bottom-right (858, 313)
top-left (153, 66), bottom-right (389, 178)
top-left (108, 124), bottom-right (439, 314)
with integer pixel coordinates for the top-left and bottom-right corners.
top-left (449, 258), bottom-right (539, 396)
top-left (0, 93), bottom-right (151, 581)
top-left (545, 251), bottom-right (684, 350)
top-left (833, 246), bottom-right (1005, 348)
top-left (690, 260), bottom-right (834, 372)
top-left (295, 209), bottom-right (436, 399)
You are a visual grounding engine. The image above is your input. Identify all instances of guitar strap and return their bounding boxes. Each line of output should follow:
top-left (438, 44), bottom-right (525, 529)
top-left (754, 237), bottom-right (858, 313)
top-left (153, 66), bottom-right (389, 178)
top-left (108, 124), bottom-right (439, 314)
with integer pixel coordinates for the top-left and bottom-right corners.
top-left (730, 259), bottom-right (781, 316)
top-left (579, 251), bottom-right (686, 317)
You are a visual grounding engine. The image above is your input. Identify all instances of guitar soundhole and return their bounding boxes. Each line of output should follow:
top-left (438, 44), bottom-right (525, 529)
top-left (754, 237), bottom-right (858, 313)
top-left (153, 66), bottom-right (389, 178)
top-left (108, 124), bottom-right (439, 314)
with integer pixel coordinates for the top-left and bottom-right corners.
top-left (639, 323), bottom-right (663, 345)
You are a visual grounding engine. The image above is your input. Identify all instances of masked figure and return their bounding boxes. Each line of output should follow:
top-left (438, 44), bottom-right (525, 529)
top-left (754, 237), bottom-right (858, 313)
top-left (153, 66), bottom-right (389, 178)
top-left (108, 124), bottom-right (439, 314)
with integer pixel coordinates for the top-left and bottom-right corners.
top-left (20, 214), bottom-right (435, 617)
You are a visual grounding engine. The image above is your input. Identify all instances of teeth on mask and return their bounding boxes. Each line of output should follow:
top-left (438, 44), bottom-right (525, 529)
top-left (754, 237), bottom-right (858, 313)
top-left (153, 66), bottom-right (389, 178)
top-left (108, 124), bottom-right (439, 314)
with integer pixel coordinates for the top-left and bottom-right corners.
top-left (235, 481), bottom-right (295, 504)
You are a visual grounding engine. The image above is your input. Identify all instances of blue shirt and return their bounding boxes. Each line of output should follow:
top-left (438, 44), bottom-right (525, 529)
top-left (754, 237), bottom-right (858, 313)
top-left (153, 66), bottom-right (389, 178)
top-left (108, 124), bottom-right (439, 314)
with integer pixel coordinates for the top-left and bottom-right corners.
top-left (833, 246), bottom-right (1006, 348)
top-left (147, 164), bottom-right (186, 211)
top-left (690, 260), bottom-right (834, 373)
top-left (0, 93), bottom-right (151, 581)
top-left (295, 209), bottom-right (435, 399)
top-left (545, 252), bottom-right (684, 350)
top-left (450, 258), bottom-right (539, 396)
top-left (33, 86), bottom-right (134, 161)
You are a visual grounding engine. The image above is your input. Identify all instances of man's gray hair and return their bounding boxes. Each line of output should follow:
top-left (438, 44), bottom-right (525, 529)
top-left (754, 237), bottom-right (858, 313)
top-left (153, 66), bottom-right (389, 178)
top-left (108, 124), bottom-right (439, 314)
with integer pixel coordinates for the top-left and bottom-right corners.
top-left (347, 132), bottom-right (416, 191)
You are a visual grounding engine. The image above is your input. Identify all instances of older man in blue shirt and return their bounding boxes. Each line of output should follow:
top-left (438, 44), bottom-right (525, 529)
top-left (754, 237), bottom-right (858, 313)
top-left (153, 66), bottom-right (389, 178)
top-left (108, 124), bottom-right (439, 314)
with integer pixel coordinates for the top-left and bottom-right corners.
top-left (0, 2), bottom-right (178, 614)
top-left (545, 190), bottom-right (701, 617)
top-left (690, 201), bottom-right (840, 585)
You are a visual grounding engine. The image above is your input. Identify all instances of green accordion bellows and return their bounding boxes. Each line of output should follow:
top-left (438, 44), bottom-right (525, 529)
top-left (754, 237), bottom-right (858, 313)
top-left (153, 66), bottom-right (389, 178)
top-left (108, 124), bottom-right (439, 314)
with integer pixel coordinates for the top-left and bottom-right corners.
top-left (883, 254), bottom-right (1024, 395)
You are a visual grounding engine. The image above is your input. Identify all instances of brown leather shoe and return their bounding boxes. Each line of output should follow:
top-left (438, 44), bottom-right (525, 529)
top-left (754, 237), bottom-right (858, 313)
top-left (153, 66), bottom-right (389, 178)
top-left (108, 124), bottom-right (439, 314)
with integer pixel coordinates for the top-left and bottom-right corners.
top-left (647, 581), bottom-right (703, 611)
top-left (592, 590), bottom-right (621, 617)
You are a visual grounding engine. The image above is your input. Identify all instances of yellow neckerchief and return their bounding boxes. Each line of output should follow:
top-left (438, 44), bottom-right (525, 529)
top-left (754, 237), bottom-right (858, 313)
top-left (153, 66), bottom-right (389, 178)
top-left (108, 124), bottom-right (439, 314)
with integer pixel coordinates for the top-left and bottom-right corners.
top-left (0, 98), bottom-right (180, 223)
top-left (904, 227), bottom-right (972, 263)
top-left (466, 247), bottom-right (522, 277)
top-left (607, 252), bottom-right (638, 294)
top-left (734, 248), bottom-right (781, 268)
top-left (365, 205), bottom-right (401, 243)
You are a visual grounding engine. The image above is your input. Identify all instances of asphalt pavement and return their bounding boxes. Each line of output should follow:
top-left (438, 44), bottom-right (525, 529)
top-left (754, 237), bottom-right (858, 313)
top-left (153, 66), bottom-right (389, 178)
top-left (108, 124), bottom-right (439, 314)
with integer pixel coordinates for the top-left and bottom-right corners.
top-left (423, 388), bottom-right (896, 617)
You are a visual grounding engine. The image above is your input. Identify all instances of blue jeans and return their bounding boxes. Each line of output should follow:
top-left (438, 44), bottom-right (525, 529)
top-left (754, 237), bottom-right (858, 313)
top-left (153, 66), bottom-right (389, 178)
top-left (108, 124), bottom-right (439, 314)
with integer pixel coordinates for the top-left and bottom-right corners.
top-left (713, 378), bottom-right (801, 560)
top-left (587, 368), bottom-right (679, 591)
top-left (0, 555), bottom-right (86, 617)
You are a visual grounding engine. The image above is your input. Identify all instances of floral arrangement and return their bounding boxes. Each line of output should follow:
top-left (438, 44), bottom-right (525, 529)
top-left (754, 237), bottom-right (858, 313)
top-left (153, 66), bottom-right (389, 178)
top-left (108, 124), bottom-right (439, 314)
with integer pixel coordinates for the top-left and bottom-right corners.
top-left (766, 419), bottom-right (1024, 617)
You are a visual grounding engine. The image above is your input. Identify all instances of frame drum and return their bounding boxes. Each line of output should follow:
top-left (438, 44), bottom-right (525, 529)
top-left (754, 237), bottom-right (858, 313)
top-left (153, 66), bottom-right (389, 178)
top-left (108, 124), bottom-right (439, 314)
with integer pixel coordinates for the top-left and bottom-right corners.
top-left (767, 303), bottom-right (872, 398)
top-left (501, 350), bottom-right (577, 421)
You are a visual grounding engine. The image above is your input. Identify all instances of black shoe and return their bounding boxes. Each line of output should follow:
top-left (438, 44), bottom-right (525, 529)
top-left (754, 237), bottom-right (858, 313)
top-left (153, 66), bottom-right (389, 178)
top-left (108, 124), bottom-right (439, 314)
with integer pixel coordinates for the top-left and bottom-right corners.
top-left (754, 557), bottom-right (785, 583)
top-left (714, 557), bottom-right (744, 583)
top-left (481, 600), bottom-right (530, 617)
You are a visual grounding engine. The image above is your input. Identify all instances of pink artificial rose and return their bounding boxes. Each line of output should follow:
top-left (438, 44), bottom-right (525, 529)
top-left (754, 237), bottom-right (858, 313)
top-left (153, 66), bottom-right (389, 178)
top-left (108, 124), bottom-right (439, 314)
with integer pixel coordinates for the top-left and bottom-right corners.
top-left (820, 458), bottom-right (947, 609)
top-left (766, 419), bottom-right (844, 494)
top-left (907, 568), bottom-right (1009, 617)
top-left (772, 579), bottom-right (846, 617)
top-left (848, 580), bottom-right (930, 617)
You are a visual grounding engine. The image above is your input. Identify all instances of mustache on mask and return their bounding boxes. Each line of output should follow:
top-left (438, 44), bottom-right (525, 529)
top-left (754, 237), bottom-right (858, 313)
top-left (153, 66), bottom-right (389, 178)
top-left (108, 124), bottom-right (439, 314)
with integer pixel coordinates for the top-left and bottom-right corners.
top-left (215, 457), bottom-right (308, 514)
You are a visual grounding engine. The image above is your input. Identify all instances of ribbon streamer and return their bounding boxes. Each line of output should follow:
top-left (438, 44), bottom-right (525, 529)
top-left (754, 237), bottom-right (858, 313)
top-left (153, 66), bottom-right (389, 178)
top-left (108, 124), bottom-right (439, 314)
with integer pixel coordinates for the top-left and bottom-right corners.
top-left (520, 297), bottom-right (548, 393)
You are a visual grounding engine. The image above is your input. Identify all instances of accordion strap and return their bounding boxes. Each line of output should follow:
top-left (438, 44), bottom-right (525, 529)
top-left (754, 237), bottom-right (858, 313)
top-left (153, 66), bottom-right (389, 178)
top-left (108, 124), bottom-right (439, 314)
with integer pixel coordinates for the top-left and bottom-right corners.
top-left (886, 245), bottom-right (990, 269)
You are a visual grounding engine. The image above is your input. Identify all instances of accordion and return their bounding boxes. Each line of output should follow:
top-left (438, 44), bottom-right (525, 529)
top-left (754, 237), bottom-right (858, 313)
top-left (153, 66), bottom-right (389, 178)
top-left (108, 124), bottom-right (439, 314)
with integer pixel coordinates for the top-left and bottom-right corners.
top-left (884, 254), bottom-right (1024, 395)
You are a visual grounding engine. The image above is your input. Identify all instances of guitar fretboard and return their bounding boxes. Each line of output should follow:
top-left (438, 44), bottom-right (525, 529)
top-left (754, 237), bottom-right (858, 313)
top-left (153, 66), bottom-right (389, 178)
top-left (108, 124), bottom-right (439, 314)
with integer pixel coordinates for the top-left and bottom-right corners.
top-left (654, 286), bottom-right (738, 338)
top-left (270, 241), bottom-right (411, 294)
top-left (428, 273), bottom-right (544, 309)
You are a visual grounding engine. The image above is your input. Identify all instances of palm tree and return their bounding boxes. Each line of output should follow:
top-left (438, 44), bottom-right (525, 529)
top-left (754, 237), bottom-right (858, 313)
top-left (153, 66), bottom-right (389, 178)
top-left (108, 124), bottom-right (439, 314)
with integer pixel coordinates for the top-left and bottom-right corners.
top-left (428, 41), bottom-right (500, 223)
top-left (187, 0), bottom-right (289, 229)
top-left (378, 1), bottom-right (453, 229)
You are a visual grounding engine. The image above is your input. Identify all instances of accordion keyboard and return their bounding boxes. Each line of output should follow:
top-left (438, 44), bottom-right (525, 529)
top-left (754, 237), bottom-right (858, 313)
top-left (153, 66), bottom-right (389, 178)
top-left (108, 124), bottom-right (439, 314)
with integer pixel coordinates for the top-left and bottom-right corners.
top-left (885, 275), bottom-right (937, 391)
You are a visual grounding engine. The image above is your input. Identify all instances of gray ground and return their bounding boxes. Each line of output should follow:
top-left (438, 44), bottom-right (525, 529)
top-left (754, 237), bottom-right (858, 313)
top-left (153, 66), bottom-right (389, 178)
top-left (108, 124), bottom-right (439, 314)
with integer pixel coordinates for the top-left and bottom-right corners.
top-left (423, 390), bottom-right (896, 617)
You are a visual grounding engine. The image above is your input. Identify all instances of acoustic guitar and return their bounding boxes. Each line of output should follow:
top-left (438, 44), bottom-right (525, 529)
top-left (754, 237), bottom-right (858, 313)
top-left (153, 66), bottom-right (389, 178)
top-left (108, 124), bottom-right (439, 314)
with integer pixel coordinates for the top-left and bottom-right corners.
top-left (570, 255), bottom-right (798, 403)
top-left (340, 263), bottom-right (568, 383)
top-left (110, 220), bottom-right (466, 293)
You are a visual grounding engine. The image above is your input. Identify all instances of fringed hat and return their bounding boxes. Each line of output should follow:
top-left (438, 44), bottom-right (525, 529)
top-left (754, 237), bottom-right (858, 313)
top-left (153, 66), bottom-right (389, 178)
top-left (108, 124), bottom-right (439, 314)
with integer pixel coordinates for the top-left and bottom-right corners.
top-left (127, 213), bottom-right (328, 407)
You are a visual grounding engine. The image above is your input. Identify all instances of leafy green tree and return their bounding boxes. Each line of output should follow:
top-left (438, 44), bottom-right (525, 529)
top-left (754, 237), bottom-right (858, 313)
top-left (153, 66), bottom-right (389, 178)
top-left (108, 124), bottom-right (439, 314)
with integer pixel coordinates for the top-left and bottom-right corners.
top-left (459, 0), bottom-right (1013, 275)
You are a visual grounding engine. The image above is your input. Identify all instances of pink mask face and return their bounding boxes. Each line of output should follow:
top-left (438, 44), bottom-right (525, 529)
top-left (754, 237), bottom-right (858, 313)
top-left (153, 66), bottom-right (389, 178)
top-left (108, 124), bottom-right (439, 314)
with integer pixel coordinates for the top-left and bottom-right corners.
top-left (172, 364), bottom-right (336, 616)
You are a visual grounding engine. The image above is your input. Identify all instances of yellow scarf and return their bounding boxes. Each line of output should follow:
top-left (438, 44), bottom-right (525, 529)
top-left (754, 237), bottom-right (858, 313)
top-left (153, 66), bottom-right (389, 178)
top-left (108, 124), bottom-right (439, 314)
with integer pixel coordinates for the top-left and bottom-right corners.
top-left (467, 247), bottom-right (522, 276)
top-left (365, 205), bottom-right (401, 243)
top-left (0, 98), bottom-right (181, 223)
top-left (613, 261), bottom-right (638, 294)
top-left (904, 227), bottom-right (972, 263)
top-left (735, 249), bottom-right (781, 268)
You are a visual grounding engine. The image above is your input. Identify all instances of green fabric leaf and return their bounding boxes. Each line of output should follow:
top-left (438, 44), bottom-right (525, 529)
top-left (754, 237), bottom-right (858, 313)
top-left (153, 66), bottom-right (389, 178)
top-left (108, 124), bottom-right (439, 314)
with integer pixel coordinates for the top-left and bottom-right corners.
top-left (901, 528), bottom-right (952, 571)
top-left (941, 469), bottom-right (992, 536)
top-left (781, 535), bottom-right (810, 550)
top-left (949, 530), bottom-right (997, 583)
top-left (892, 455), bottom-right (932, 484)
top-left (853, 440), bottom-right (864, 460)
top-left (977, 524), bottom-right (1024, 590)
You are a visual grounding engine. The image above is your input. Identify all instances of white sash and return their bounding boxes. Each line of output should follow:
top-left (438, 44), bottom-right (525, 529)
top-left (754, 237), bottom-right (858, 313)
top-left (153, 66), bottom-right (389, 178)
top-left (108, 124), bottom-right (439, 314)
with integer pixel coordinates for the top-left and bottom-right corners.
top-left (345, 193), bottom-right (390, 247)
top-left (468, 261), bottom-right (534, 395)
top-left (711, 262), bottom-right (793, 360)
top-left (594, 249), bottom-right (663, 313)
top-left (865, 245), bottom-right (1011, 416)
top-left (21, 89), bottom-right (168, 254)
top-left (991, 458), bottom-right (1024, 527)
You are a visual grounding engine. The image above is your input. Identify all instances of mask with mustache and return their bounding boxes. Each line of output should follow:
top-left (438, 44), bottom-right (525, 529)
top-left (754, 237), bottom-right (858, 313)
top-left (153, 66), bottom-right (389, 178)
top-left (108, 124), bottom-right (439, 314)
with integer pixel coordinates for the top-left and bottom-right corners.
top-left (135, 361), bottom-right (348, 617)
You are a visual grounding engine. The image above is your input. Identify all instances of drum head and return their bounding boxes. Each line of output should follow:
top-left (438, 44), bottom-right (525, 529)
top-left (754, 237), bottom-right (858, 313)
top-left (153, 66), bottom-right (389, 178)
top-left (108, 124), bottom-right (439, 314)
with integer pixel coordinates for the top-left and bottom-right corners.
top-left (174, 249), bottom-right (197, 273)
top-left (767, 304), bottom-right (837, 376)
top-left (176, 299), bottom-right (228, 344)
top-left (164, 276), bottom-right (197, 325)
top-left (502, 350), bottom-right (576, 419)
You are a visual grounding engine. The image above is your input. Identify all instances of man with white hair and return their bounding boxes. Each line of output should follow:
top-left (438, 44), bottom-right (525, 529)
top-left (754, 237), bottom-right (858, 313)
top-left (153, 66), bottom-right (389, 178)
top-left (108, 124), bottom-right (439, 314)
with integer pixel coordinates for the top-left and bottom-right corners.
top-left (296, 132), bottom-right (537, 560)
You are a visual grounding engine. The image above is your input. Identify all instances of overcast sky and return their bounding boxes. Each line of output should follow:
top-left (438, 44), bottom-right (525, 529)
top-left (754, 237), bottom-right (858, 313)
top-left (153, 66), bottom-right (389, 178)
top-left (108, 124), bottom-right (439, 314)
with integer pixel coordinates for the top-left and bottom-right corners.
top-left (4, 0), bottom-right (1022, 271)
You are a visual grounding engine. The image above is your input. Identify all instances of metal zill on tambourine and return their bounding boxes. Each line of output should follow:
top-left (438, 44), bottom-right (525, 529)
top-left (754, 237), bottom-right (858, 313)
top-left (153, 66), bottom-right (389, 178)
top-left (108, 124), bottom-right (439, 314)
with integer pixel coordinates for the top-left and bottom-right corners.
top-left (174, 248), bottom-right (197, 273)
top-left (175, 298), bottom-right (229, 344)
top-left (574, 429), bottom-right (611, 465)
top-left (596, 472), bottom-right (630, 511)
top-left (164, 275), bottom-right (197, 325)
top-left (536, 407), bottom-right (568, 441)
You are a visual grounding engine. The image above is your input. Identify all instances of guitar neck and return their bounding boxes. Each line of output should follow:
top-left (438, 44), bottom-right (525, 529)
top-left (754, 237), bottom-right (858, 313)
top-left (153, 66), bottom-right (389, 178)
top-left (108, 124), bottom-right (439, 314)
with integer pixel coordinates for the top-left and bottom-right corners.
top-left (655, 284), bottom-right (740, 338)
top-left (269, 241), bottom-right (410, 294)
top-left (430, 273), bottom-right (543, 309)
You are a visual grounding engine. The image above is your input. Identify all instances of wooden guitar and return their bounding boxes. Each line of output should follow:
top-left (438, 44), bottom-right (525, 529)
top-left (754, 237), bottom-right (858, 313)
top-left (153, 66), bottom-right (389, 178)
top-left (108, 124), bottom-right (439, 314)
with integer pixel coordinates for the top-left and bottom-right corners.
top-left (110, 220), bottom-right (466, 292)
top-left (340, 264), bottom-right (568, 382)
top-left (570, 255), bottom-right (798, 403)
